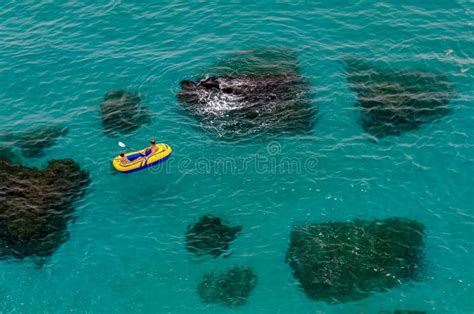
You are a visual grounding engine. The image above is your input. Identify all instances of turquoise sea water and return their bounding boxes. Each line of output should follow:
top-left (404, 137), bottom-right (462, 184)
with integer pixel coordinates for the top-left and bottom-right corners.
top-left (0, 1), bottom-right (473, 313)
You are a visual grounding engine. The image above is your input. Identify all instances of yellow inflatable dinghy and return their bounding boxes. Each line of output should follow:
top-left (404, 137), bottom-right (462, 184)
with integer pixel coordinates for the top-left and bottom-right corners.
top-left (112, 143), bottom-right (172, 173)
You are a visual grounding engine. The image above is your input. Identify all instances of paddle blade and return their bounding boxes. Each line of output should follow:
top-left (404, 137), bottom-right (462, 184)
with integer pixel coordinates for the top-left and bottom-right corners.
top-left (118, 141), bottom-right (127, 148)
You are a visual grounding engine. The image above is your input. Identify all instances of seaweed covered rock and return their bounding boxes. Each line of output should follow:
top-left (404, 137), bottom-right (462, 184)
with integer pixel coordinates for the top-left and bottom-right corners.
top-left (185, 215), bottom-right (241, 258)
top-left (0, 125), bottom-right (68, 158)
top-left (286, 218), bottom-right (425, 304)
top-left (345, 59), bottom-right (453, 138)
top-left (100, 90), bottom-right (150, 136)
top-left (0, 159), bottom-right (90, 259)
top-left (197, 266), bottom-right (258, 308)
top-left (177, 48), bottom-right (316, 140)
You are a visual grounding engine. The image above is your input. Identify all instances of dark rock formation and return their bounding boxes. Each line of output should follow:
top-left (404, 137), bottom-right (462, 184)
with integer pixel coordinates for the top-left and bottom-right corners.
top-left (0, 159), bottom-right (90, 259)
top-left (185, 215), bottom-right (241, 258)
top-left (345, 59), bottom-right (453, 138)
top-left (100, 90), bottom-right (150, 136)
top-left (197, 266), bottom-right (258, 308)
top-left (177, 48), bottom-right (316, 140)
top-left (0, 125), bottom-right (68, 158)
top-left (286, 218), bottom-right (425, 304)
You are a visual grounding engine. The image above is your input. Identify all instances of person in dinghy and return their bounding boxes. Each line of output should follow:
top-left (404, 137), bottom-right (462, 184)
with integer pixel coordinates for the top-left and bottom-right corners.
top-left (143, 139), bottom-right (158, 156)
top-left (117, 139), bottom-right (157, 164)
top-left (119, 152), bottom-right (130, 164)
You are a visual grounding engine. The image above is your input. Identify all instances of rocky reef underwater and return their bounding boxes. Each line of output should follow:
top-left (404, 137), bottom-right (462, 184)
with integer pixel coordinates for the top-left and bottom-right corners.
top-left (286, 217), bottom-right (425, 304)
top-left (345, 58), bottom-right (453, 139)
top-left (0, 124), bottom-right (68, 158)
top-left (0, 158), bottom-right (90, 260)
top-left (177, 48), bottom-right (317, 140)
top-left (100, 90), bottom-right (151, 137)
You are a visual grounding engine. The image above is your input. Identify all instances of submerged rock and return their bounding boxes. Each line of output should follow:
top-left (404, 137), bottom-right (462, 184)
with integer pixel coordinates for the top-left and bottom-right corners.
top-left (0, 145), bottom-right (20, 164)
top-left (0, 125), bottom-right (68, 158)
top-left (286, 218), bottom-right (425, 304)
top-left (345, 59), bottom-right (453, 138)
top-left (100, 90), bottom-right (150, 136)
top-left (0, 159), bottom-right (90, 259)
top-left (185, 215), bottom-right (241, 258)
top-left (177, 48), bottom-right (316, 140)
top-left (197, 266), bottom-right (258, 308)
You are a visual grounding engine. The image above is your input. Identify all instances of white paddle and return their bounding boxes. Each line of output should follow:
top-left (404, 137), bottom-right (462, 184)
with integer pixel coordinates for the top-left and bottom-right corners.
top-left (118, 141), bottom-right (139, 151)
top-left (118, 141), bottom-right (146, 156)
